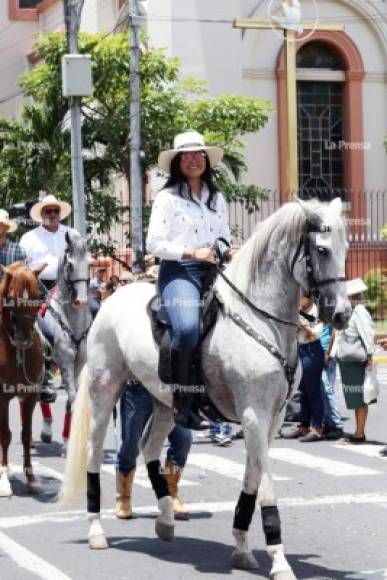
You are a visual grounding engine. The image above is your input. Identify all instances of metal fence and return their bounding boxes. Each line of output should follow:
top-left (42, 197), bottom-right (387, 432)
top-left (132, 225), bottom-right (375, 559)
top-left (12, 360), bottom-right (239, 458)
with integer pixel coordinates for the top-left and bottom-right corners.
top-left (91, 189), bottom-right (387, 320)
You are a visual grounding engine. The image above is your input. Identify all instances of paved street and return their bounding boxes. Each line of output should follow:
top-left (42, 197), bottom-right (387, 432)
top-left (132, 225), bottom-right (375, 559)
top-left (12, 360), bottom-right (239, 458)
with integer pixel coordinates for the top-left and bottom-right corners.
top-left (1, 364), bottom-right (387, 580)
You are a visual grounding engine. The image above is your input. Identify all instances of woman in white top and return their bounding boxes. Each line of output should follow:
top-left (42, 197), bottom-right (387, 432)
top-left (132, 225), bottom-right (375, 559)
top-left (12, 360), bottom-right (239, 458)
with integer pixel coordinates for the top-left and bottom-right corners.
top-left (146, 131), bottom-right (231, 428)
top-left (337, 279), bottom-right (375, 443)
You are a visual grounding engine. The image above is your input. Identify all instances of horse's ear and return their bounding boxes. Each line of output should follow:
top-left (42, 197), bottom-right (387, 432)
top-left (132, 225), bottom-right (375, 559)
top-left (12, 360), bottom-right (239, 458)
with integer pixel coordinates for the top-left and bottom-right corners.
top-left (65, 230), bottom-right (72, 248)
top-left (32, 263), bottom-right (48, 277)
top-left (330, 197), bottom-right (343, 216)
top-left (0, 265), bottom-right (13, 292)
top-left (295, 198), bottom-right (322, 227)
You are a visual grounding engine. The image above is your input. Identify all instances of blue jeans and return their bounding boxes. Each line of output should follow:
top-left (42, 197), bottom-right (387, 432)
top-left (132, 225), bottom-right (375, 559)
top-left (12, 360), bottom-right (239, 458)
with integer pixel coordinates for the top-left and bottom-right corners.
top-left (158, 260), bottom-right (211, 351)
top-left (116, 382), bottom-right (193, 475)
top-left (321, 358), bottom-right (343, 429)
top-left (299, 341), bottom-right (325, 430)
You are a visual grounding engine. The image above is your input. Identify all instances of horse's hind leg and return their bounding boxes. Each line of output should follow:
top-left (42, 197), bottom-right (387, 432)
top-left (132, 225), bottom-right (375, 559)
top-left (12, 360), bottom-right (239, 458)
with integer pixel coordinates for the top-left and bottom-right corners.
top-left (87, 371), bottom-right (124, 550)
top-left (21, 396), bottom-right (40, 493)
top-left (141, 397), bottom-right (175, 542)
top-left (0, 398), bottom-right (12, 497)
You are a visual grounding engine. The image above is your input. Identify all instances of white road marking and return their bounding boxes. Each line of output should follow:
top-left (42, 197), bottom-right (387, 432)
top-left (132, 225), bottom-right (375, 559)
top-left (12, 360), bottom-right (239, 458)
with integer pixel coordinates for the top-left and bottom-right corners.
top-left (269, 448), bottom-right (381, 476)
top-left (346, 571), bottom-right (387, 579)
top-left (0, 530), bottom-right (71, 580)
top-left (101, 463), bottom-right (199, 488)
top-left (334, 443), bottom-right (387, 459)
top-left (188, 453), bottom-right (290, 481)
top-left (1, 492), bottom-right (387, 530)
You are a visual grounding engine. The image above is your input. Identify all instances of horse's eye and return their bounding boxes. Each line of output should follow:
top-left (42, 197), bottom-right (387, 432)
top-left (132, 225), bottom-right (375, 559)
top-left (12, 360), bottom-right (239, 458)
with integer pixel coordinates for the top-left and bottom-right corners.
top-left (317, 247), bottom-right (329, 256)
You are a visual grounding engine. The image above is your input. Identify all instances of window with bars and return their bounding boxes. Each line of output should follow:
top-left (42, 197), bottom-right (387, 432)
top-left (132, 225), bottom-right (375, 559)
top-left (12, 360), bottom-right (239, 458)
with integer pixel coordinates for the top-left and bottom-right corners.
top-left (19, 0), bottom-right (43, 7)
top-left (296, 43), bottom-right (346, 201)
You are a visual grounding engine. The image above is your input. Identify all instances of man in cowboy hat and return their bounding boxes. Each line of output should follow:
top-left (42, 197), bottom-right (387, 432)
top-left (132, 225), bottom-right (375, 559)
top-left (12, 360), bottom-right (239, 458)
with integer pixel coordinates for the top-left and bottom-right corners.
top-left (19, 194), bottom-right (73, 290)
top-left (19, 194), bottom-right (76, 403)
top-left (0, 209), bottom-right (26, 278)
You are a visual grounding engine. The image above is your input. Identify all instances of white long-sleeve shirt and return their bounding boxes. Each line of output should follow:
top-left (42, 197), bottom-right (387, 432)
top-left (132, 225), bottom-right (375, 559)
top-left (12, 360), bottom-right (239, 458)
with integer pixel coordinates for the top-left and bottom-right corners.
top-left (19, 224), bottom-right (76, 281)
top-left (146, 184), bottom-right (231, 261)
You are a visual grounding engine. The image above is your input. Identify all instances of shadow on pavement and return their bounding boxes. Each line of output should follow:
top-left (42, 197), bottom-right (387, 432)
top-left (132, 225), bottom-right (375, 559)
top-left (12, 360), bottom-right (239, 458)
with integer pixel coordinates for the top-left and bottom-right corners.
top-left (71, 536), bottom-right (357, 579)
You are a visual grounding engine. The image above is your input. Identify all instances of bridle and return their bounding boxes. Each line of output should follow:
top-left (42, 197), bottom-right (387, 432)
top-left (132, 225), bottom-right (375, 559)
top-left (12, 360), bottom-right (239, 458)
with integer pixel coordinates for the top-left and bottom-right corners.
top-left (290, 222), bottom-right (346, 301)
top-left (63, 249), bottom-right (89, 302)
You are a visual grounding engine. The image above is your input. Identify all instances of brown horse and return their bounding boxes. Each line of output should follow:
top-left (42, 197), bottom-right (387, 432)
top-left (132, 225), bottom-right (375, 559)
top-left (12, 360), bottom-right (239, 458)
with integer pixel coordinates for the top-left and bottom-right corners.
top-left (0, 261), bottom-right (46, 496)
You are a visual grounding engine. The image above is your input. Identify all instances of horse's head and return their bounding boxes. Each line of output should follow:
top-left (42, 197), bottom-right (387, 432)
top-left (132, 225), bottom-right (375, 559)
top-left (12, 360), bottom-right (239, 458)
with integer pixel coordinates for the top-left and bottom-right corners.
top-left (0, 262), bottom-right (44, 349)
top-left (59, 231), bottom-right (90, 307)
top-left (292, 197), bottom-right (351, 329)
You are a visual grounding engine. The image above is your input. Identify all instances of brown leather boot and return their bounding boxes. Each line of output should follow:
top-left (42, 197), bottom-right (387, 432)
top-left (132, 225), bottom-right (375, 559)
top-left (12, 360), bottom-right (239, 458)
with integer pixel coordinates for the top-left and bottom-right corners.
top-left (164, 459), bottom-right (189, 520)
top-left (115, 468), bottom-right (135, 519)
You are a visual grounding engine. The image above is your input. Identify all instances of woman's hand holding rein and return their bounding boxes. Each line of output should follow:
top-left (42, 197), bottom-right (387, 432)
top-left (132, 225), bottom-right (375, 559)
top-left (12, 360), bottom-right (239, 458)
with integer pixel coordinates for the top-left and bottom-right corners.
top-left (182, 247), bottom-right (217, 264)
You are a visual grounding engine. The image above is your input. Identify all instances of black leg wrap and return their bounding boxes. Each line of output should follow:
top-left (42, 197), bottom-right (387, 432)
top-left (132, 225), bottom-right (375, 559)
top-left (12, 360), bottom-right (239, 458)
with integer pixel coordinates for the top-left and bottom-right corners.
top-left (146, 460), bottom-right (170, 500)
top-left (87, 472), bottom-right (100, 514)
top-left (233, 491), bottom-right (257, 532)
top-left (261, 505), bottom-right (282, 546)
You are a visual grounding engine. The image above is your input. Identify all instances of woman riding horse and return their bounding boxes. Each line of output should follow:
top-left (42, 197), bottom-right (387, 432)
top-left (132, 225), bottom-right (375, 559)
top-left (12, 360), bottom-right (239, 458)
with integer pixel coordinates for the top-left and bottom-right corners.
top-left (146, 131), bottom-right (232, 429)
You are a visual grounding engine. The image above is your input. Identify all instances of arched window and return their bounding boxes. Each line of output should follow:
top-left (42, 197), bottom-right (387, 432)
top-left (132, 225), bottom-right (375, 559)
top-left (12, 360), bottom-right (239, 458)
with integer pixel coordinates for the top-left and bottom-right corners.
top-left (296, 42), bottom-right (345, 200)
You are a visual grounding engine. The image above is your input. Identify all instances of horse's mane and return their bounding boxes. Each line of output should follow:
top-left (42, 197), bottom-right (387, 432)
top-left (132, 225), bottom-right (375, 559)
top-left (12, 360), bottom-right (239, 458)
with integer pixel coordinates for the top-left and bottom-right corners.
top-left (216, 199), bottom-right (343, 310)
top-left (0, 262), bottom-right (39, 302)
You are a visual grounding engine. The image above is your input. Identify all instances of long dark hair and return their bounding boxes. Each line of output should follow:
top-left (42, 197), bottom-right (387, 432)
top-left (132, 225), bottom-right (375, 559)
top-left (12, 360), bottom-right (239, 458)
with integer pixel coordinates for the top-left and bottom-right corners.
top-left (163, 153), bottom-right (218, 211)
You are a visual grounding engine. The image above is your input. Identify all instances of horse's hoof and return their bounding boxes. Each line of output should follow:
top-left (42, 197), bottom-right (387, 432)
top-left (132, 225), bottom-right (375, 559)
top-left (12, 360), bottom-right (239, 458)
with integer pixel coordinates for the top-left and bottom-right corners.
top-left (0, 477), bottom-right (12, 498)
top-left (60, 441), bottom-right (68, 458)
top-left (271, 570), bottom-right (297, 580)
top-left (231, 550), bottom-right (259, 570)
top-left (89, 534), bottom-right (108, 550)
top-left (41, 431), bottom-right (52, 444)
top-left (155, 518), bottom-right (174, 542)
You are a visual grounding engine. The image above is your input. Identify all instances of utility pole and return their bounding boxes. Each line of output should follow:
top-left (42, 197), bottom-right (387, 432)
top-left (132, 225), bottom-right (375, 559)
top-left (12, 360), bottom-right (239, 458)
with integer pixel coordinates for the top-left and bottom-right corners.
top-left (128, 0), bottom-right (144, 273)
top-left (63, 0), bottom-right (87, 237)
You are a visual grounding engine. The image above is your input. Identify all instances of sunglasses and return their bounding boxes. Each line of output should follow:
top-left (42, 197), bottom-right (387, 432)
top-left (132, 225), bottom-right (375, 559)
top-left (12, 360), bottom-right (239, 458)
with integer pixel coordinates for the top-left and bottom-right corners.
top-left (180, 151), bottom-right (206, 162)
top-left (43, 208), bottom-right (60, 215)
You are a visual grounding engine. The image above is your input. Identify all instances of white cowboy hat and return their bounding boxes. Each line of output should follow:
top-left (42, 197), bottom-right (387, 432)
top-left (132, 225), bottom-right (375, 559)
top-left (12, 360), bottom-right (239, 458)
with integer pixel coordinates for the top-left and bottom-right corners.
top-left (158, 131), bottom-right (224, 174)
top-left (346, 278), bottom-right (368, 296)
top-left (0, 209), bottom-right (18, 233)
top-left (30, 194), bottom-right (72, 224)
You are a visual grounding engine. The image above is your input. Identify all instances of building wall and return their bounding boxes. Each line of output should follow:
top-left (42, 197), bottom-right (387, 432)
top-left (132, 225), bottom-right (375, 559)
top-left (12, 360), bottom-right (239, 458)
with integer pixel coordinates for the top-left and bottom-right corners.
top-left (0, 0), bottom-right (119, 119)
top-left (147, 0), bottom-right (387, 194)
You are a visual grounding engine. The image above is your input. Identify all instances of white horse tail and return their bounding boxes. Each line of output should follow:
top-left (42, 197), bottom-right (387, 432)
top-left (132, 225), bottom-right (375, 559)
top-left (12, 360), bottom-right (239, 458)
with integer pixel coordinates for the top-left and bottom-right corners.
top-left (58, 364), bottom-right (91, 506)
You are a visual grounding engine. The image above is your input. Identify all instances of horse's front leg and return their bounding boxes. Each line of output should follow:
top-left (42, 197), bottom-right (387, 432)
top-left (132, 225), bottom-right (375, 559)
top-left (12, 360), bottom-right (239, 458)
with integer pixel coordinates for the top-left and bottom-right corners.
top-left (141, 396), bottom-right (175, 542)
top-left (58, 357), bottom-right (75, 457)
top-left (21, 395), bottom-right (41, 493)
top-left (231, 405), bottom-right (261, 571)
top-left (0, 397), bottom-right (12, 497)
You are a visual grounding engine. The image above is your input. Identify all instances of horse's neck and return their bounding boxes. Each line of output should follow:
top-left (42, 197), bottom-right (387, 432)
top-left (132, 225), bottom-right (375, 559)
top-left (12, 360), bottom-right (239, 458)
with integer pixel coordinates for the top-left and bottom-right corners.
top-left (55, 287), bottom-right (91, 331)
top-left (248, 245), bottom-right (300, 327)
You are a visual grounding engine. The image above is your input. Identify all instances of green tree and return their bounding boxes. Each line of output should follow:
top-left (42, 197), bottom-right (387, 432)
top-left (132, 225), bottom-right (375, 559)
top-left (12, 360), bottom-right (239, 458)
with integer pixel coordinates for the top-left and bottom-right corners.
top-left (0, 32), bottom-right (272, 257)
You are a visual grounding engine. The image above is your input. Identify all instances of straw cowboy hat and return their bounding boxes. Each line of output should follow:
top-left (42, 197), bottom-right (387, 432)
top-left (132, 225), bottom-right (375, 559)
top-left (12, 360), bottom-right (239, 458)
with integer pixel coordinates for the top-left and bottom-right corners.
top-left (0, 209), bottom-right (18, 233)
top-left (158, 131), bottom-right (224, 174)
top-left (346, 278), bottom-right (368, 296)
top-left (30, 194), bottom-right (72, 224)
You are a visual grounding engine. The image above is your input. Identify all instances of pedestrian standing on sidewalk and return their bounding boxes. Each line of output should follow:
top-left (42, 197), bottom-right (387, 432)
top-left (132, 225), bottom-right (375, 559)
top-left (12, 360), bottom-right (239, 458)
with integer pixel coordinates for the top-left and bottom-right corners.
top-left (377, 337), bottom-right (387, 456)
top-left (320, 324), bottom-right (343, 439)
top-left (283, 291), bottom-right (325, 442)
top-left (336, 278), bottom-right (375, 443)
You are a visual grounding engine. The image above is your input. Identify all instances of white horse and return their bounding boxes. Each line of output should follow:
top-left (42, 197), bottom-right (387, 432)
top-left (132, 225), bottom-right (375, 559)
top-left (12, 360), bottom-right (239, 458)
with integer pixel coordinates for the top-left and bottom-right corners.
top-left (44, 231), bottom-right (91, 454)
top-left (60, 198), bottom-right (351, 580)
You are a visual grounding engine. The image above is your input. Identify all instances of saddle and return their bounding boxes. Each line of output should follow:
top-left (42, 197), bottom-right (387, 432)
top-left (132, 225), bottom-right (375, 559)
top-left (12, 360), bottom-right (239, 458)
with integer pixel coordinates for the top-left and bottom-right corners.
top-left (147, 241), bottom-right (234, 423)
